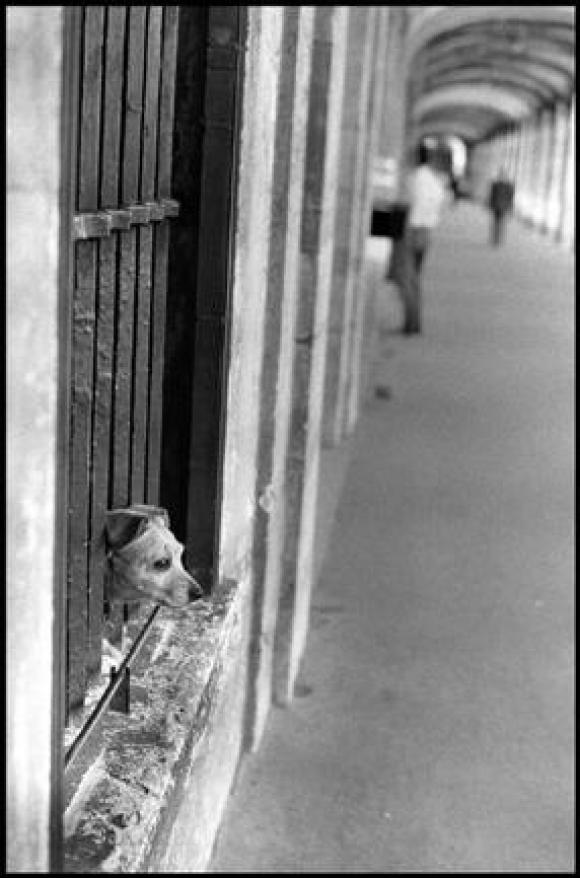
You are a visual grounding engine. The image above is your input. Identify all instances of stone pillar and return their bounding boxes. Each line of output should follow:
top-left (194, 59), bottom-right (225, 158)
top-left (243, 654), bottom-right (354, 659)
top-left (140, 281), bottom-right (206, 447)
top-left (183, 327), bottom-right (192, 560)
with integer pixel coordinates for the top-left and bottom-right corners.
top-left (545, 102), bottom-right (569, 237)
top-left (7, 6), bottom-right (64, 872)
top-left (527, 111), bottom-right (543, 227)
top-left (534, 107), bottom-right (555, 229)
top-left (503, 127), bottom-right (512, 177)
top-left (523, 118), bottom-right (538, 222)
top-left (559, 96), bottom-right (575, 250)
top-left (513, 122), bottom-right (525, 214)
top-left (322, 6), bottom-right (375, 448)
top-left (218, 4), bottom-right (287, 584)
top-left (346, 6), bottom-right (391, 433)
top-left (516, 117), bottom-right (535, 222)
top-left (508, 125), bottom-right (519, 181)
top-left (493, 131), bottom-right (503, 174)
top-left (273, 6), bottom-right (348, 704)
top-left (245, 6), bottom-right (315, 751)
top-left (498, 129), bottom-right (508, 173)
top-left (473, 138), bottom-right (494, 203)
top-left (379, 6), bottom-right (408, 195)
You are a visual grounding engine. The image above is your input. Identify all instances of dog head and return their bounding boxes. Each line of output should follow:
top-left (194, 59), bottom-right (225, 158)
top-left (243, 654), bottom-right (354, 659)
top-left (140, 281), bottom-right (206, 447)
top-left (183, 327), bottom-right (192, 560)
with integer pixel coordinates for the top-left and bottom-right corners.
top-left (104, 504), bottom-right (204, 608)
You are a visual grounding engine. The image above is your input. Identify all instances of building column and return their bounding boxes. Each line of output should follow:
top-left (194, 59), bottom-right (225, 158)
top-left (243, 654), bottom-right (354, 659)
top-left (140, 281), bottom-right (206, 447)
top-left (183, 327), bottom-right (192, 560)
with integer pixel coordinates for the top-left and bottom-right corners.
top-left (514, 122), bottom-right (526, 216)
top-left (379, 5), bottom-right (408, 196)
top-left (323, 6), bottom-right (375, 448)
top-left (7, 6), bottom-right (65, 872)
top-left (516, 117), bottom-right (535, 222)
top-left (346, 6), bottom-right (391, 434)
top-left (244, 6), bottom-right (316, 751)
top-left (509, 125), bottom-right (520, 183)
top-left (524, 117), bottom-right (538, 222)
top-left (473, 138), bottom-right (494, 203)
top-left (559, 95), bottom-right (575, 250)
top-left (534, 106), bottom-right (555, 229)
top-left (273, 6), bottom-right (348, 704)
top-left (498, 128), bottom-right (509, 173)
top-left (545, 101), bottom-right (569, 238)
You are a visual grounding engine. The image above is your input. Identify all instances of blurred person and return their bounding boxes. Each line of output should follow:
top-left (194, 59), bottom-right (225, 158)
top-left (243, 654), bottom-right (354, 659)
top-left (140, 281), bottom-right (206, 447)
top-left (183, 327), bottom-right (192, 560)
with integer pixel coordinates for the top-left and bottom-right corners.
top-left (487, 168), bottom-right (515, 246)
top-left (399, 143), bottom-right (447, 334)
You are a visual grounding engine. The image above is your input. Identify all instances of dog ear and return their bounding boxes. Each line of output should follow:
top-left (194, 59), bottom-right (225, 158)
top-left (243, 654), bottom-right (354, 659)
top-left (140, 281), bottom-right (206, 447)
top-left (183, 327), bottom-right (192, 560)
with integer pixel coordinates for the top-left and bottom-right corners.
top-left (105, 508), bottom-right (150, 552)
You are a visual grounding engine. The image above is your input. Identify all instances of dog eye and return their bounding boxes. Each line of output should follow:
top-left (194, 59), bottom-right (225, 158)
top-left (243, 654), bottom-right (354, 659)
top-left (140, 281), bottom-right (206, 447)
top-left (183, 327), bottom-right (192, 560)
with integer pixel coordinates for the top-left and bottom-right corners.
top-left (153, 558), bottom-right (171, 571)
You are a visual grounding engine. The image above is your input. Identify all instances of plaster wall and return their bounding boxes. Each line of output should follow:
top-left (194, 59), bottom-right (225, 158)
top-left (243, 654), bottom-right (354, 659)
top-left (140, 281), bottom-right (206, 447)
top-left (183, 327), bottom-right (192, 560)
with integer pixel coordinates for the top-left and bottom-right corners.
top-left (6, 7), bottom-right (63, 872)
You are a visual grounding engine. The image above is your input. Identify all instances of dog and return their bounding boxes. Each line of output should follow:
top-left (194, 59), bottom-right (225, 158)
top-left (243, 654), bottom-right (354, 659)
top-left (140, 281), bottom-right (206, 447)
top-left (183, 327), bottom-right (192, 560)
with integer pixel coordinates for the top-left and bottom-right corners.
top-left (104, 504), bottom-right (204, 608)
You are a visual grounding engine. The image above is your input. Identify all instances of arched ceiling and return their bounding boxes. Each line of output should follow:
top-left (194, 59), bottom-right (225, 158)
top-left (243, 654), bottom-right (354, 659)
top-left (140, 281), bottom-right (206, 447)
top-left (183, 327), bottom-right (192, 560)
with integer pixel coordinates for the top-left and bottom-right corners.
top-left (405, 6), bottom-right (576, 146)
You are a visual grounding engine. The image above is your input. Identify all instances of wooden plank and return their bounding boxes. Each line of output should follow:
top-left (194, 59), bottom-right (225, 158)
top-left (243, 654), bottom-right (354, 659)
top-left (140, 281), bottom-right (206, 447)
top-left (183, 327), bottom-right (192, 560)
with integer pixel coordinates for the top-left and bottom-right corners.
top-left (147, 6), bottom-right (179, 504)
top-left (77, 7), bottom-right (104, 212)
top-left (141, 7), bottom-right (162, 203)
top-left (112, 6), bottom-right (146, 508)
top-left (147, 222), bottom-right (169, 506)
top-left (121, 7), bottom-right (147, 208)
top-left (131, 224), bottom-right (153, 503)
top-left (131, 7), bottom-right (162, 502)
top-left (111, 240), bottom-right (137, 507)
top-left (100, 7), bottom-right (127, 209)
top-left (157, 7), bottom-right (180, 198)
top-left (86, 7), bottom-right (127, 674)
top-left (67, 5), bottom-right (104, 711)
top-left (68, 246), bottom-right (94, 710)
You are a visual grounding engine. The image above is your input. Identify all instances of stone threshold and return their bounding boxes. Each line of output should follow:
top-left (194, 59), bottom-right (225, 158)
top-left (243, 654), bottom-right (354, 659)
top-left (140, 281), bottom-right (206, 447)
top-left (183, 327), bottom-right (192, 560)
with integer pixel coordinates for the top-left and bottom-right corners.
top-left (63, 576), bottom-right (242, 873)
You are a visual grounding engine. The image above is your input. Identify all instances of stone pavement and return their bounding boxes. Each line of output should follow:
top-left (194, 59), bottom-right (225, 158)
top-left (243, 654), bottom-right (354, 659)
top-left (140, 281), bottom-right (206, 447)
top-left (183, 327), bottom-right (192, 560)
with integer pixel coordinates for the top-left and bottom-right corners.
top-left (209, 202), bottom-right (574, 873)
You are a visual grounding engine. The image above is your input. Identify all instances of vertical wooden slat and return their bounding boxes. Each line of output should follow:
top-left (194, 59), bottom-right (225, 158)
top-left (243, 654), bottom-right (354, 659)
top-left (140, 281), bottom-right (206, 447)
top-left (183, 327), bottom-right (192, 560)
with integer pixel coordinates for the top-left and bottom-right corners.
top-left (157, 7), bottom-right (179, 199)
top-left (131, 7), bottom-right (162, 502)
top-left (147, 6), bottom-right (179, 504)
top-left (141, 8), bottom-right (163, 197)
top-left (101, 8), bottom-right (127, 209)
top-left (86, 6), bottom-right (127, 673)
top-left (68, 5), bottom-right (104, 710)
top-left (112, 6), bottom-right (146, 507)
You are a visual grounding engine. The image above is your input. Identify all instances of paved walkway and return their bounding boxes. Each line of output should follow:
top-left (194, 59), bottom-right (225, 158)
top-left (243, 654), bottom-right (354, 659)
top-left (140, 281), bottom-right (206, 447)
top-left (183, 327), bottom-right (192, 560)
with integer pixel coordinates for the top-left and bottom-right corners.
top-left (210, 203), bottom-right (575, 873)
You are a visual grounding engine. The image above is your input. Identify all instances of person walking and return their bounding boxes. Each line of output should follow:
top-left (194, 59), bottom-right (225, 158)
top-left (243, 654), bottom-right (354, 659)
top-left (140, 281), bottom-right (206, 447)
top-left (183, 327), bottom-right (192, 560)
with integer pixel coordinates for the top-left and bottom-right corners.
top-left (400, 143), bottom-right (447, 334)
top-left (487, 168), bottom-right (515, 246)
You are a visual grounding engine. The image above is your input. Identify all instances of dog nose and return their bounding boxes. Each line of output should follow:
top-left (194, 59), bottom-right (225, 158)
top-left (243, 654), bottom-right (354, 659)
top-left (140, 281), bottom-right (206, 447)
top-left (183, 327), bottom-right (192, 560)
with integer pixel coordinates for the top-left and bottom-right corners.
top-left (188, 579), bottom-right (204, 602)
